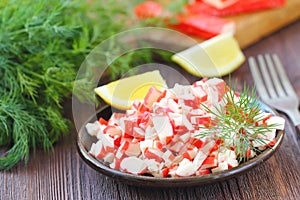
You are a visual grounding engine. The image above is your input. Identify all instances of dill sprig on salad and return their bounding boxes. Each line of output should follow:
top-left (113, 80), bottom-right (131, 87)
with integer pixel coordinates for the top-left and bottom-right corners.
top-left (86, 77), bottom-right (285, 177)
top-left (198, 84), bottom-right (284, 163)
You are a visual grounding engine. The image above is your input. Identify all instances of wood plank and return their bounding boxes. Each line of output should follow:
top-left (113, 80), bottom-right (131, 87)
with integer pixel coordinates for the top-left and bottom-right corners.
top-left (232, 0), bottom-right (300, 48)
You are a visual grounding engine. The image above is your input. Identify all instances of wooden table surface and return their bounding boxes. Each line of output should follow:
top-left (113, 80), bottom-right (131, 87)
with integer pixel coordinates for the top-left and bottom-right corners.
top-left (2, 19), bottom-right (300, 200)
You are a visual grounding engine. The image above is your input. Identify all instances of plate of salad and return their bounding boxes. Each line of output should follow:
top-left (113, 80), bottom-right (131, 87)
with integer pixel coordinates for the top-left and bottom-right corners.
top-left (76, 77), bottom-right (285, 187)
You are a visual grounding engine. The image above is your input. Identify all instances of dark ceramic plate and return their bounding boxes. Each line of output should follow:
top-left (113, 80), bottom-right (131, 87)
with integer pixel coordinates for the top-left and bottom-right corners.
top-left (76, 102), bottom-right (284, 188)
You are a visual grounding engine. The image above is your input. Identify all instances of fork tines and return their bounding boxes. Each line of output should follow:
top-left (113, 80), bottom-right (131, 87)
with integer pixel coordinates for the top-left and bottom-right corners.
top-left (248, 54), bottom-right (297, 99)
top-left (249, 54), bottom-right (300, 126)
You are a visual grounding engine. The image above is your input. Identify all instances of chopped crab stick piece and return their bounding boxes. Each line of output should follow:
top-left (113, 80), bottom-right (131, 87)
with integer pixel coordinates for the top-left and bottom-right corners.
top-left (181, 115), bottom-right (193, 131)
top-left (120, 157), bottom-right (147, 175)
top-left (188, 108), bottom-right (207, 116)
top-left (152, 115), bottom-right (173, 144)
top-left (144, 86), bottom-right (165, 107)
top-left (190, 137), bottom-right (205, 149)
top-left (140, 139), bottom-right (154, 153)
top-left (252, 129), bottom-right (276, 148)
top-left (176, 158), bottom-right (196, 177)
top-left (182, 148), bottom-right (198, 161)
top-left (168, 141), bottom-right (185, 153)
top-left (109, 158), bottom-right (121, 170)
top-left (196, 169), bottom-right (210, 176)
top-left (85, 121), bottom-right (101, 136)
top-left (217, 149), bottom-right (239, 169)
top-left (179, 132), bottom-right (191, 143)
top-left (153, 140), bottom-right (163, 150)
top-left (97, 131), bottom-right (114, 152)
top-left (119, 140), bottom-right (141, 157)
top-left (162, 150), bottom-right (175, 167)
top-left (206, 78), bottom-right (227, 101)
top-left (171, 84), bottom-right (192, 97)
top-left (217, 149), bottom-right (236, 163)
top-left (159, 168), bottom-right (170, 177)
top-left (119, 118), bottom-right (135, 136)
top-left (227, 159), bottom-right (239, 168)
top-left (193, 140), bottom-right (215, 170)
top-left (193, 150), bottom-right (207, 170)
top-left (103, 152), bottom-right (115, 164)
top-left (133, 126), bottom-right (145, 139)
top-left (200, 156), bottom-right (218, 169)
top-left (168, 112), bottom-right (183, 127)
top-left (168, 164), bottom-right (179, 177)
top-left (144, 126), bottom-right (157, 140)
top-left (88, 142), bottom-right (97, 157)
top-left (252, 115), bottom-right (281, 148)
top-left (253, 112), bottom-right (272, 125)
top-left (266, 116), bottom-right (285, 130)
top-left (143, 147), bottom-right (164, 162)
top-left (145, 159), bottom-right (163, 175)
top-left (90, 140), bottom-right (107, 160)
top-left (167, 98), bottom-right (182, 113)
top-left (103, 125), bottom-right (122, 137)
top-left (108, 113), bottom-right (126, 126)
top-left (191, 86), bottom-right (208, 102)
top-left (211, 161), bottom-right (229, 173)
top-left (190, 114), bottom-right (211, 125)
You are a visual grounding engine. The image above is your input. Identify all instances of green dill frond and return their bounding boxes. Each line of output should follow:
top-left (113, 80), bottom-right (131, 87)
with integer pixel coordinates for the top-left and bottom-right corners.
top-left (0, 0), bottom-right (184, 169)
top-left (198, 82), bottom-right (280, 163)
top-left (0, 0), bottom-right (148, 169)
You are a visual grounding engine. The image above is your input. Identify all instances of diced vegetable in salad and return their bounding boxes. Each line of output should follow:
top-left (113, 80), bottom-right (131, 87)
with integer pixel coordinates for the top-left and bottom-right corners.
top-left (86, 78), bottom-right (285, 177)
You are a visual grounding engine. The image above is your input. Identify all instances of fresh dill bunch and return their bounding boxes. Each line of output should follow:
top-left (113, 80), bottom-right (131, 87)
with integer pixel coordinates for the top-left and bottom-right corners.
top-left (0, 0), bottom-right (191, 169)
top-left (0, 0), bottom-right (141, 169)
top-left (198, 84), bottom-right (280, 163)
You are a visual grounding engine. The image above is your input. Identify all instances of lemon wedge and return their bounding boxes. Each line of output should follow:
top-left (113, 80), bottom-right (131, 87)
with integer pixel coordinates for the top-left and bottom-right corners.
top-left (95, 70), bottom-right (167, 110)
top-left (171, 33), bottom-right (245, 77)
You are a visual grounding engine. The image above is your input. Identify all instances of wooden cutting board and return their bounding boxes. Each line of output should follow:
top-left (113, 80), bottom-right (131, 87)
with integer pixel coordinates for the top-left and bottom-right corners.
top-left (230, 0), bottom-right (300, 48)
top-left (136, 1), bottom-right (300, 51)
top-left (188, 0), bottom-right (300, 49)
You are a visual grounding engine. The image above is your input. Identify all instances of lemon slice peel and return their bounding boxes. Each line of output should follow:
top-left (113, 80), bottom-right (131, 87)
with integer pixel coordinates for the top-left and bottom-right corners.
top-left (94, 70), bottom-right (167, 110)
top-left (171, 33), bottom-right (245, 77)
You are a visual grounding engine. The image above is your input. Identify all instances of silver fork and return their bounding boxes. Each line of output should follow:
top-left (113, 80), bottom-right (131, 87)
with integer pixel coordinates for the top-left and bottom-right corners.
top-left (248, 54), bottom-right (300, 131)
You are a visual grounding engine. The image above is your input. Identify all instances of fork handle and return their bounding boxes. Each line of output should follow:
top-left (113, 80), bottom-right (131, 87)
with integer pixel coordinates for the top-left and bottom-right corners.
top-left (285, 109), bottom-right (300, 134)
